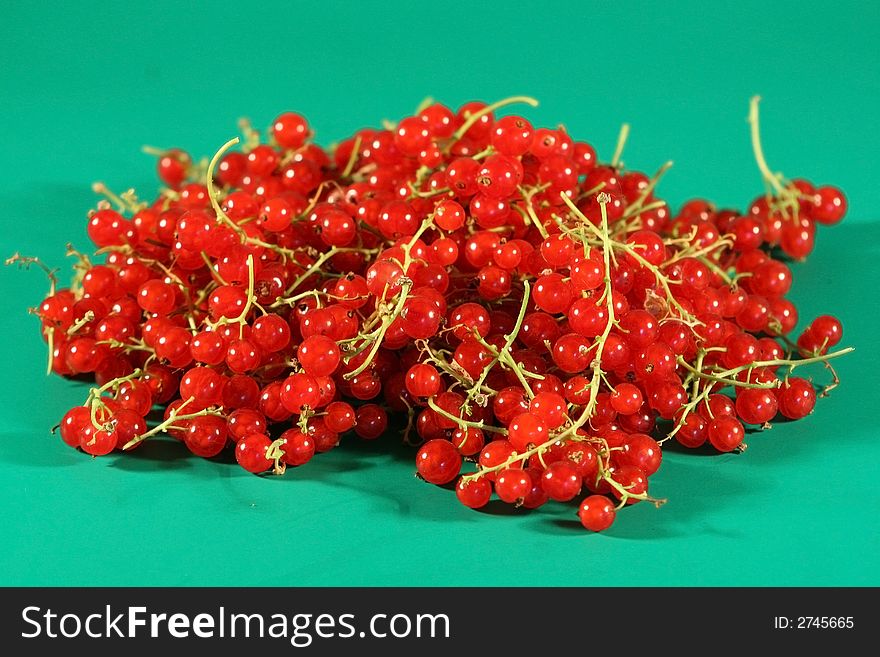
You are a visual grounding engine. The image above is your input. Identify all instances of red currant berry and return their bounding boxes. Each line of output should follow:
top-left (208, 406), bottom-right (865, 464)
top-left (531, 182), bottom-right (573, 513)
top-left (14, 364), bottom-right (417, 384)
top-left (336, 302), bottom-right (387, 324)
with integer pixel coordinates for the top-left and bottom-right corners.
top-left (578, 495), bottom-right (616, 531)
top-left (235, 433), bottom-right (273, 473)
top-left (416, 439), bottom-right (462, 485)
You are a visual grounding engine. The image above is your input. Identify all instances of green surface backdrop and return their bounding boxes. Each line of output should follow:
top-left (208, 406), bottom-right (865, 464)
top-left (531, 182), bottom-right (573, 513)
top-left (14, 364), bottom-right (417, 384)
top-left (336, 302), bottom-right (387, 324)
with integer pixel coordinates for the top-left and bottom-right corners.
top-left (1, 0), bottom-right (878, 586)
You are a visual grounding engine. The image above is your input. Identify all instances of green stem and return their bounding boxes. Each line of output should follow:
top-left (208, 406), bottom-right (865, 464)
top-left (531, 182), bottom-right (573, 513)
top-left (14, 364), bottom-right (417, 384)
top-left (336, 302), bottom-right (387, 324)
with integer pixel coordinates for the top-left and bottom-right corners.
top-left (452, 96), bottom-right (539, 142)
top-left (427, 396), bottom-right (506, 435)
top-left (610, 123), bottom-right (630, 168)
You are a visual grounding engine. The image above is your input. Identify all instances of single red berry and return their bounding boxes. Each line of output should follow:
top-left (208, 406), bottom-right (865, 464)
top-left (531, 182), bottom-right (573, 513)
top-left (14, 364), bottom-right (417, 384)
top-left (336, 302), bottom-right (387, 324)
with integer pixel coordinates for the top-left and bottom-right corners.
top-left (455, 477), bottom-right (492, 509)
top-left (235, 433), bottom-right (273, 473)
top-left (478, 440), bottom-right (520, 481)
top-left (541, 460), bottom-right (582, 501)
top-left (495, 468), bottom-right (532, 503)
top-left (735, 388), bottom-right (779, 425)
top-left (507, 412), bottom-right (548, 452)
top-left (416, 439), bottom-right (462, 485)
top-left (778, 377), bottom-right (817, 420)
top-left (578, 495), bottom-right (616, 531)
top-left (324, 401), bottom-right (357, 433)
top-left (529, 391), bottom-right (567, 427)
top-left (707, 416), bottom-right (745, 452)
top-left (273, 112), bottom-right (309, 149)
top-left (405, 363), bottom-right (441, 398)
top-left (354, 404), bottom-right (388, 440)
top-left (298, 335), bottom-right (341, 377)
top-left (609, 383), bottom-right (643, 415)
top-left (811, 185), bottom-right (846, 224)
top-left (280, 428), bottom-right (316, 466)
top-left (184, 416), bottom-right (228, 458)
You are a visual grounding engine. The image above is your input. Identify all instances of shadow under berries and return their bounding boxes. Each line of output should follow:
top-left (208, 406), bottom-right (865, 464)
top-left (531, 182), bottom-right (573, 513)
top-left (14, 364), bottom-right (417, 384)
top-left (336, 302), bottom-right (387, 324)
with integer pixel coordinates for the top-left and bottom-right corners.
top-left (110, 437), bottom-right (195, 472)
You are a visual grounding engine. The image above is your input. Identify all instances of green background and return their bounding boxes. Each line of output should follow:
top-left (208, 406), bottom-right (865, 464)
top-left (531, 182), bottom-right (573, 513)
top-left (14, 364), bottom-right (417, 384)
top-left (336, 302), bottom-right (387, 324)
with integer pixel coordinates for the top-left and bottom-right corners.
top-left (1, 0), bottom-right (878, 586)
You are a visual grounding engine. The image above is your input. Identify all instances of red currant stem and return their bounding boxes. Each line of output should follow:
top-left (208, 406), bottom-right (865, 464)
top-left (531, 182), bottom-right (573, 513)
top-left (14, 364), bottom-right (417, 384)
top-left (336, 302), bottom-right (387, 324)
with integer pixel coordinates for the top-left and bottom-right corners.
top-left (409, 184), bottom-right (451, 199)
top-left (617, 241), bottom-right (700, 326)
top-left (461, 360), bottom-right (498, 410)
top-left (463, 281), bottom-right (532, 409)
top-left (84, 369), bottom-right (147, 429)
top-left (237, 118), bottom-right (260, 152)
top-left (558, 199), bottom-right (620, 267)
top-left (820, 361), bottom-right (841, 397)
top-left (602, 460), bottom-right (666, 508)
top-left (91, 182), bottom-right (131, 214)
top-left (689, 350), bottom-right (706, 399)
top-left (96, 369), bottom-right (146, 399)
top-left (451, 96), bottom-right (539, 142)
top-left (568, 192), bottom-right (621, 424)
top-left (141, 145), bottom-right (167, 157)
top-left (5, 253), bottom-right (60, 296)
top-left (414, 96), bottom-right (435, 114)
top-left (6, 253), bottom-right (61, 376)
top-left (120, 249), bottom-right (180, 287)
top-left (486, 337), bottom-right (542, 396)
top-left (664, 346), bottom-right (853, 443)
top-left (242, 234), bottom-right (304, 262)
top-left (621, 198), bottom-right (669, 223)
top-left (200, 251), bottom-right (230, 285)
top-left (555, 223), bottom-right (604, 269)
top-left (187, 281), bottom-right (217, 310)
top-left (396, 392), bottom-right (421, 446)
top-left (468, 195), bottom-right (621, 483)
top-left (342, 281), bottom-right (412, 380)
top-left (342, 216), bottom-right (433, 379)
top-left (65, 310), bottom-right (95, 337)
top-left (748, 96), bottom-right (787, 196)
top-left (358, 310), bottom-right (385, 336)
top-left (206, 137), bottom-right (248, 233)
top-left (518, 185), bottom-right (551, 239)
top-left (510, 204), bottom-right (532, 233)
top-left (123, 400), bottom-right (222, 450)
top-left (88, 397), bottom-right (112, 432)
top-left (610, 122), bottom-right (631, 169)
top-left (340, 135), bottom-right (362, 178)
top-left (720, 346), bottom-right (852, 379)
top-left (664, 374), bottom-right (718, 443)
top-left (426, 396), bottom-right (507, 435)
top-left (676, 356), bottom-right (780, 389)
top-left (299, 179), bottom-right (335, 218)
top-left (624, 161), bottom-right (674, 214)
top-left (284, 247), bottom-right (377, 296)
top-left (41, 326), bottom-right (54, 376)
top-left (697, 255), bottom-right (734, 285)
top-left (122, 187), bottom-right (147, 213)
top-left (350, 162), bottom-right (379, 184)
top-left (410, 164), bottom-right (435, 190)
top-left (463, 439), bottom-right (552, 480)
top-left (416, 341), bottom-right (488, 392)
top-left (401, 218), bottom-right (436, 267)
top-left (276, 139), bottom-right (305, 164)
top-left (296, 408), bottom-right (316, 434)
top-left (575, 180), bottom-right (607, 202)
top-left (270, 289), bottom-right (326, 310)
top-left (266, 438), bottom-right (288, 475)
top-left (96, 337), bottom-right (156, 356)
top-left (67, 244), bottom-right (96, 296)
top-left (205, 254), bottom-right (256, 338)
top-left (664, 233), bottom-right (734, 266)
top-left (236, 254), bottom-right (256, 338)
top-left (471, 146), bottom-right (495, 161)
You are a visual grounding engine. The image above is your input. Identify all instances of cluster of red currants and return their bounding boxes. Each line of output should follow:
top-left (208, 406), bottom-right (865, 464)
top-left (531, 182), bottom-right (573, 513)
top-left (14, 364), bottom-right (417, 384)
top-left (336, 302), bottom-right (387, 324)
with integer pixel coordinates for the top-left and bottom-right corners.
top-left (19, 96), bottom-right (850, 532)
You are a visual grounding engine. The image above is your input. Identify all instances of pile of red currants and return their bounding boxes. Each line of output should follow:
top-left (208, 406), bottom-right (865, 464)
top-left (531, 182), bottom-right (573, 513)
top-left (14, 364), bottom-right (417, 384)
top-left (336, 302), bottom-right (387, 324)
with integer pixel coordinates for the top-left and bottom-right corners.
top-left (14, 96), bottom-right (851, 531)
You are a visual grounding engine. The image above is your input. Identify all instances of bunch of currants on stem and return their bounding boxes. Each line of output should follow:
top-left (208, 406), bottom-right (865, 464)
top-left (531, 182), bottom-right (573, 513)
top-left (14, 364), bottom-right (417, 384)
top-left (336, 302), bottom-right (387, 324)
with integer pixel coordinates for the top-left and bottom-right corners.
top-left (11, 96), bottom-right (851, 532)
